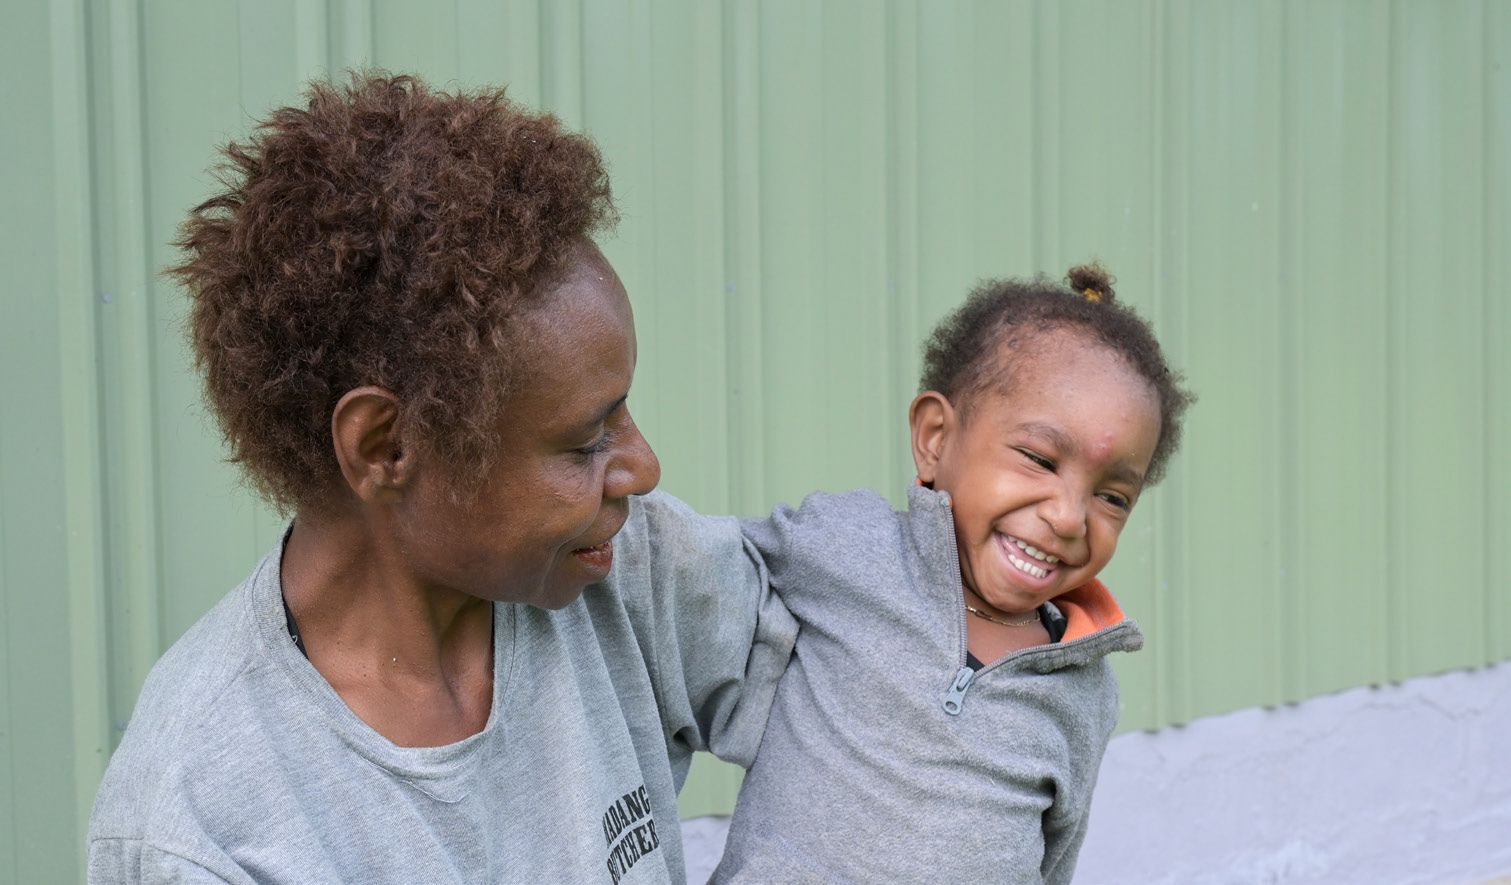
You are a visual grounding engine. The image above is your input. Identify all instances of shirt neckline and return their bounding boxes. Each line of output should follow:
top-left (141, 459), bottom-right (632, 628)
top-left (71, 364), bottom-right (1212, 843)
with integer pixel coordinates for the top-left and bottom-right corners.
top-left (249, 526), bottom-right (518, 789)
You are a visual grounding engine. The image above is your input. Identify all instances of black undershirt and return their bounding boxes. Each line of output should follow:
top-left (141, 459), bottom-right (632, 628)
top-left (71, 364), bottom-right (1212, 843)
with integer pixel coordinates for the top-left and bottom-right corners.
top-left (964, 602), bottom-right (1067, 670)
top-left (283, 597), bottom-right (308, 658)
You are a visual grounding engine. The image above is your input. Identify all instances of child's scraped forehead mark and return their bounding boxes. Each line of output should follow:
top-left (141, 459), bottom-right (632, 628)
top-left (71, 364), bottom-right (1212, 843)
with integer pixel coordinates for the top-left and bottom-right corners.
top-left (1087, 431), bottom-right (1123, 464)
top-left (1091, 435), bottom-right (1149, 487)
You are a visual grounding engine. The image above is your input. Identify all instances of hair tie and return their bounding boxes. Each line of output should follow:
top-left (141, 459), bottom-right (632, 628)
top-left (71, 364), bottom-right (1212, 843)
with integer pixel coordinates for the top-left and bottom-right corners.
top-left (1082, 287), bottom-right (1102, 303)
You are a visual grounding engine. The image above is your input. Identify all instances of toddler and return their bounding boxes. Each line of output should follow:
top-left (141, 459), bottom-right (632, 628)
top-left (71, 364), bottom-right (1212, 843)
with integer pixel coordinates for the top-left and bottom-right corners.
top-left (715, 265), bottom-right (1194, 883)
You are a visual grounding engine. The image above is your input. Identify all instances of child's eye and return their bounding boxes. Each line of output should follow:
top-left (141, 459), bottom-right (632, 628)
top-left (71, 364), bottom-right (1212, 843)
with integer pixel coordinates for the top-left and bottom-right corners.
top-left (1098, 491), bottom-right (1132, 511)
top-left (1015, 448), bottom-right (1055, 471)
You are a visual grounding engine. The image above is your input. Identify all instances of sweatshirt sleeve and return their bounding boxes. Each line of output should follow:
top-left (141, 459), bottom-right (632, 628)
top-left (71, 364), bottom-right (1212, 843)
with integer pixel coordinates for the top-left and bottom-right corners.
top-left (1040, 810), bottom-right (1091, 885)
top-left (737, 490), bottom-right (893, 618)
top-left (1042, 665), bottom-right (1121, 884)
top-left (609, 491), bottom-right (799, 769)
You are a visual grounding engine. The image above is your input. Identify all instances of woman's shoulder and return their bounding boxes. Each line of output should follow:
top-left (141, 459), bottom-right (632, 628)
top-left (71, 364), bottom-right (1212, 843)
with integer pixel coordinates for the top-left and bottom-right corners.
top-left (133, 569), bottom-right (267, 726)
top-left (89, 566), bottom-right (270, 842)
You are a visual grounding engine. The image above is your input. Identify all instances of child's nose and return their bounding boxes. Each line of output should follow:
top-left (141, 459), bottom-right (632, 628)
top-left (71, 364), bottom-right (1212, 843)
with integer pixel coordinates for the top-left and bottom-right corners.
top-left (1038, 487), bottom-right (1088, 540)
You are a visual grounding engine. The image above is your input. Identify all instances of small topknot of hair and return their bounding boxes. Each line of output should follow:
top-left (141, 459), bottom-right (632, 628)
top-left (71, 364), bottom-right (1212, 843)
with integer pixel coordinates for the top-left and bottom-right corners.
top-left (1067, 263), bottom-right (1115, 304)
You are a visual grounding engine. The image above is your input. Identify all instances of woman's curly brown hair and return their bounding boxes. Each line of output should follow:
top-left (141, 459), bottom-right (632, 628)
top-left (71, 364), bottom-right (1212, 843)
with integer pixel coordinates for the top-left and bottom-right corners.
top-left (170, 72), bottom-right (616, 512)
top-left (920, 264), bottom-right (1195, 485)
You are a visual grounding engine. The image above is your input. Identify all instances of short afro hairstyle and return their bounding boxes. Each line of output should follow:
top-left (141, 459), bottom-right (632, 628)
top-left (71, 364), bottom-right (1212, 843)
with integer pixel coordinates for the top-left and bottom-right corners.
top-left (170, 72), bottom-right (616, 512)
top-left (920, 264), bottom-right (1195, 485)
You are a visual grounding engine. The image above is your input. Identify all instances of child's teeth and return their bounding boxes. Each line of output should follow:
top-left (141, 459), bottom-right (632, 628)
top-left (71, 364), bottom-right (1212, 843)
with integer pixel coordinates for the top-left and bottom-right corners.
top-left (1012, 538), bottom-right (1058, 564)
top-left (1006, 551), bottom-right (1049, 579)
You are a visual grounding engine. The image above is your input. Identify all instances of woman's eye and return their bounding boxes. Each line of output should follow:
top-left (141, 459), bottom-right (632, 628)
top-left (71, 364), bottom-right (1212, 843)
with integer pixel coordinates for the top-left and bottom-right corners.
top-left (574, 403), bottom-right (630, 459)
top-left (574, 429), bottom-right (615, 459)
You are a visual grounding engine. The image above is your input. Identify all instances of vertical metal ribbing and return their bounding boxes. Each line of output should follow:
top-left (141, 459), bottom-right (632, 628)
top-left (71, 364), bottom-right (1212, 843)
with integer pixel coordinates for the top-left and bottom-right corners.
top-left (721, 0), bottom-right (766, 517)
top-left (52, 1), bottom-right (112, 867)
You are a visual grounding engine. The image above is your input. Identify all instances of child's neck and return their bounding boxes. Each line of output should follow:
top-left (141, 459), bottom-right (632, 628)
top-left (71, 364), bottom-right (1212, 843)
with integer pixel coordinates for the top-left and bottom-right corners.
top-left (962, 588), bottom-right (1051, 662)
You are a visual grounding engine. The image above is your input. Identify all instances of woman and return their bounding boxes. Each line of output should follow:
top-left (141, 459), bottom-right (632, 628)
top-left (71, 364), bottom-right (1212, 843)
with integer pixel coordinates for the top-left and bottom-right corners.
top-left (87, 74), bottom-right (795, 884)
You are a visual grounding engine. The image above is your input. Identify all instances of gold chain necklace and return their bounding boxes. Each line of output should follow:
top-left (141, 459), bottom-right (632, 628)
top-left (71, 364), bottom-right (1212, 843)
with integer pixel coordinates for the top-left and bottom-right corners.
top-left (964, 602), bottom-right (1041, 628)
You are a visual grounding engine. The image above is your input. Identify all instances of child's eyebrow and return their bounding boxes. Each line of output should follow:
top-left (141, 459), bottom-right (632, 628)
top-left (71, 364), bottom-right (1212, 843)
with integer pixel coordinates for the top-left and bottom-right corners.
top-left (1107, 463), bottom-right (1146, 488)
top-left (1013, 422), bottom-right (1077, 454)
top-left (1014, 421), bottom-right (1146, 487)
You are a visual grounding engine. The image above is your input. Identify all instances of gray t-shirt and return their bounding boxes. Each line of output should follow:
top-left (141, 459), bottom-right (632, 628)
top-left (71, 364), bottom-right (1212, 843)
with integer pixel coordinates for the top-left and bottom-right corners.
top-left (87, 491), bottom-right (797, 884)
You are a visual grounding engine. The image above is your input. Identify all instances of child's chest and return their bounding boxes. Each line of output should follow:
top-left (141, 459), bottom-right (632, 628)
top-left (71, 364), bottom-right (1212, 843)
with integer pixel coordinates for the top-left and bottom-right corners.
top-left (794, 581), bottom-right (1106, 761)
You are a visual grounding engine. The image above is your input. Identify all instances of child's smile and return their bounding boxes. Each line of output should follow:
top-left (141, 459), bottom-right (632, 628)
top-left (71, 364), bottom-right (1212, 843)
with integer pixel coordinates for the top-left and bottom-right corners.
top-left (911, 329), bottom-right (1162, 617)
top-left (999, 533), bottom-right (1059, 580)
top-left (985, 529), bottom-right (1068, 601)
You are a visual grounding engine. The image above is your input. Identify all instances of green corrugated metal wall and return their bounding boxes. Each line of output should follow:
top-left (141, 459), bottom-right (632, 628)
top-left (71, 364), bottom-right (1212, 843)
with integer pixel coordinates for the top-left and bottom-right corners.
top-left (2, 0), bottom-right (1507, 880)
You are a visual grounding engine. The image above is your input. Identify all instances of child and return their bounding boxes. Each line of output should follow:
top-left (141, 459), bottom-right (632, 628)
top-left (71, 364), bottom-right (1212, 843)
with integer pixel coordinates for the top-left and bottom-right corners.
top-left (714, 265), bottom-right (1194, 883)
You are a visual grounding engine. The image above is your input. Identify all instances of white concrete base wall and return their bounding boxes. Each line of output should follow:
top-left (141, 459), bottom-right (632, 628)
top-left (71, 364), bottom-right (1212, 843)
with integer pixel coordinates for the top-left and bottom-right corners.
top-left (682, 661), bottom-right (1511, 884)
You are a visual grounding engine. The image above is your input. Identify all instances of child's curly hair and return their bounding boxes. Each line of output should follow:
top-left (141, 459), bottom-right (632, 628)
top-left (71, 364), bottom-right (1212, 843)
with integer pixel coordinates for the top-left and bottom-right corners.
top-left (920, 264), bottom-right (1194, 485)
top-left (170, 72), bottom-right (616, 512)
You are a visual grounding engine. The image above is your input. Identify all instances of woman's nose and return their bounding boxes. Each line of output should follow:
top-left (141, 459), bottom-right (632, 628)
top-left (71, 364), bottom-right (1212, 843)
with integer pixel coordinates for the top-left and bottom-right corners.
top-left (607, 415), bottom-right (660, 499)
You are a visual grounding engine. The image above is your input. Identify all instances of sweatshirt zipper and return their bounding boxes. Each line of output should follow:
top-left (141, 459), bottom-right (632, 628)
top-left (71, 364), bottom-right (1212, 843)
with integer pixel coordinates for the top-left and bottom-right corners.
top-left (942, 494), bottom-right (974, 716)
top-left (942, 666), bottom-right (974, 716)
top-left (943, 623), bottom-right (1131, 716)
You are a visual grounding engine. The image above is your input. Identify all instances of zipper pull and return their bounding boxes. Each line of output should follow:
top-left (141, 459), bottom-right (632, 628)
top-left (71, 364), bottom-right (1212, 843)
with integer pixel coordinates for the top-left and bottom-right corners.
top-left (942, 666), bottom-right (974, 716)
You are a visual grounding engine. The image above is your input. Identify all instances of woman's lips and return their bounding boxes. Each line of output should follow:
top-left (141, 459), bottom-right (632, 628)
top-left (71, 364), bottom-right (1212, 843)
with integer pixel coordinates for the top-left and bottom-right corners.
top-left (571, 540), bottom-right (614, 574)
top-left (570, 509), bottom-right (630, 576)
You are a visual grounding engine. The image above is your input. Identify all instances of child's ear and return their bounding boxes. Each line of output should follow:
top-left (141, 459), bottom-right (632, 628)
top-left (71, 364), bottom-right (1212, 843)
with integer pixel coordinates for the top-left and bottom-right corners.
top-left (909, 391), bottom-right (955, 485)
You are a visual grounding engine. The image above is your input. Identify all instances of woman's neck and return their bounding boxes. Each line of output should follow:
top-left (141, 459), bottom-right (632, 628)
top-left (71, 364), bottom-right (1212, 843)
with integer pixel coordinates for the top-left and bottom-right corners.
top-left (280, 509), bottom-right (495, 746)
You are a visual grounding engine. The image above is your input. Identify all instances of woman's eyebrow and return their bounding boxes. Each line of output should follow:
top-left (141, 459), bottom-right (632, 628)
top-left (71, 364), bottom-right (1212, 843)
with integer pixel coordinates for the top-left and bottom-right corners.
top-left (577, 394), bottom-right (628, 432)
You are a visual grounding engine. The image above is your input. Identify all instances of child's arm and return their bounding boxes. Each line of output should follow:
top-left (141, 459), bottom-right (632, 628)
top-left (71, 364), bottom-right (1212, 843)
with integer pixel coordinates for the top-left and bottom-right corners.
top-left (738, 489), bottom-right (898, 617)
top-left (1042, 811), bottom-right (1093, 884)
top-left (1042, 681), bottom-right (1124, 883)
top-left (604, 490), bottom-right (799, 769)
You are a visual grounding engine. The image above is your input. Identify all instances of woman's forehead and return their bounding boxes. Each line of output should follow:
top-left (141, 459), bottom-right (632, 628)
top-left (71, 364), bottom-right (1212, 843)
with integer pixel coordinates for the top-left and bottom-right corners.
top-left (500, 254), bottom-right (636, 428)
top-left (529, 248), bottom-right (633, 358)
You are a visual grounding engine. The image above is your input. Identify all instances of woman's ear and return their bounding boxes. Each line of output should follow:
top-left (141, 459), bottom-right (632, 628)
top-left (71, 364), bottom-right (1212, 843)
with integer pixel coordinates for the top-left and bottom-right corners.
top-left (909, 391), bottom-right (956, 486)
top-left (331, 387), bottom-right (411, 503)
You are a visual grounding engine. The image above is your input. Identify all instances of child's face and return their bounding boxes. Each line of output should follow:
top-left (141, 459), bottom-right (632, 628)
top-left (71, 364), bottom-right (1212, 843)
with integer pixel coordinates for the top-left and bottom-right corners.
top-left (910, 330), bottom-right (1161, 614)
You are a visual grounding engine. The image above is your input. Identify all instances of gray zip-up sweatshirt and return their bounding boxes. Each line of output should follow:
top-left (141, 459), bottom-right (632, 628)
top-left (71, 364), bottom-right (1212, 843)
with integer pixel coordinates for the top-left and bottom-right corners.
top-left (714, 486), bottom-right (1143, 884)
top-left (88, 491), bottom-right (797, 884)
